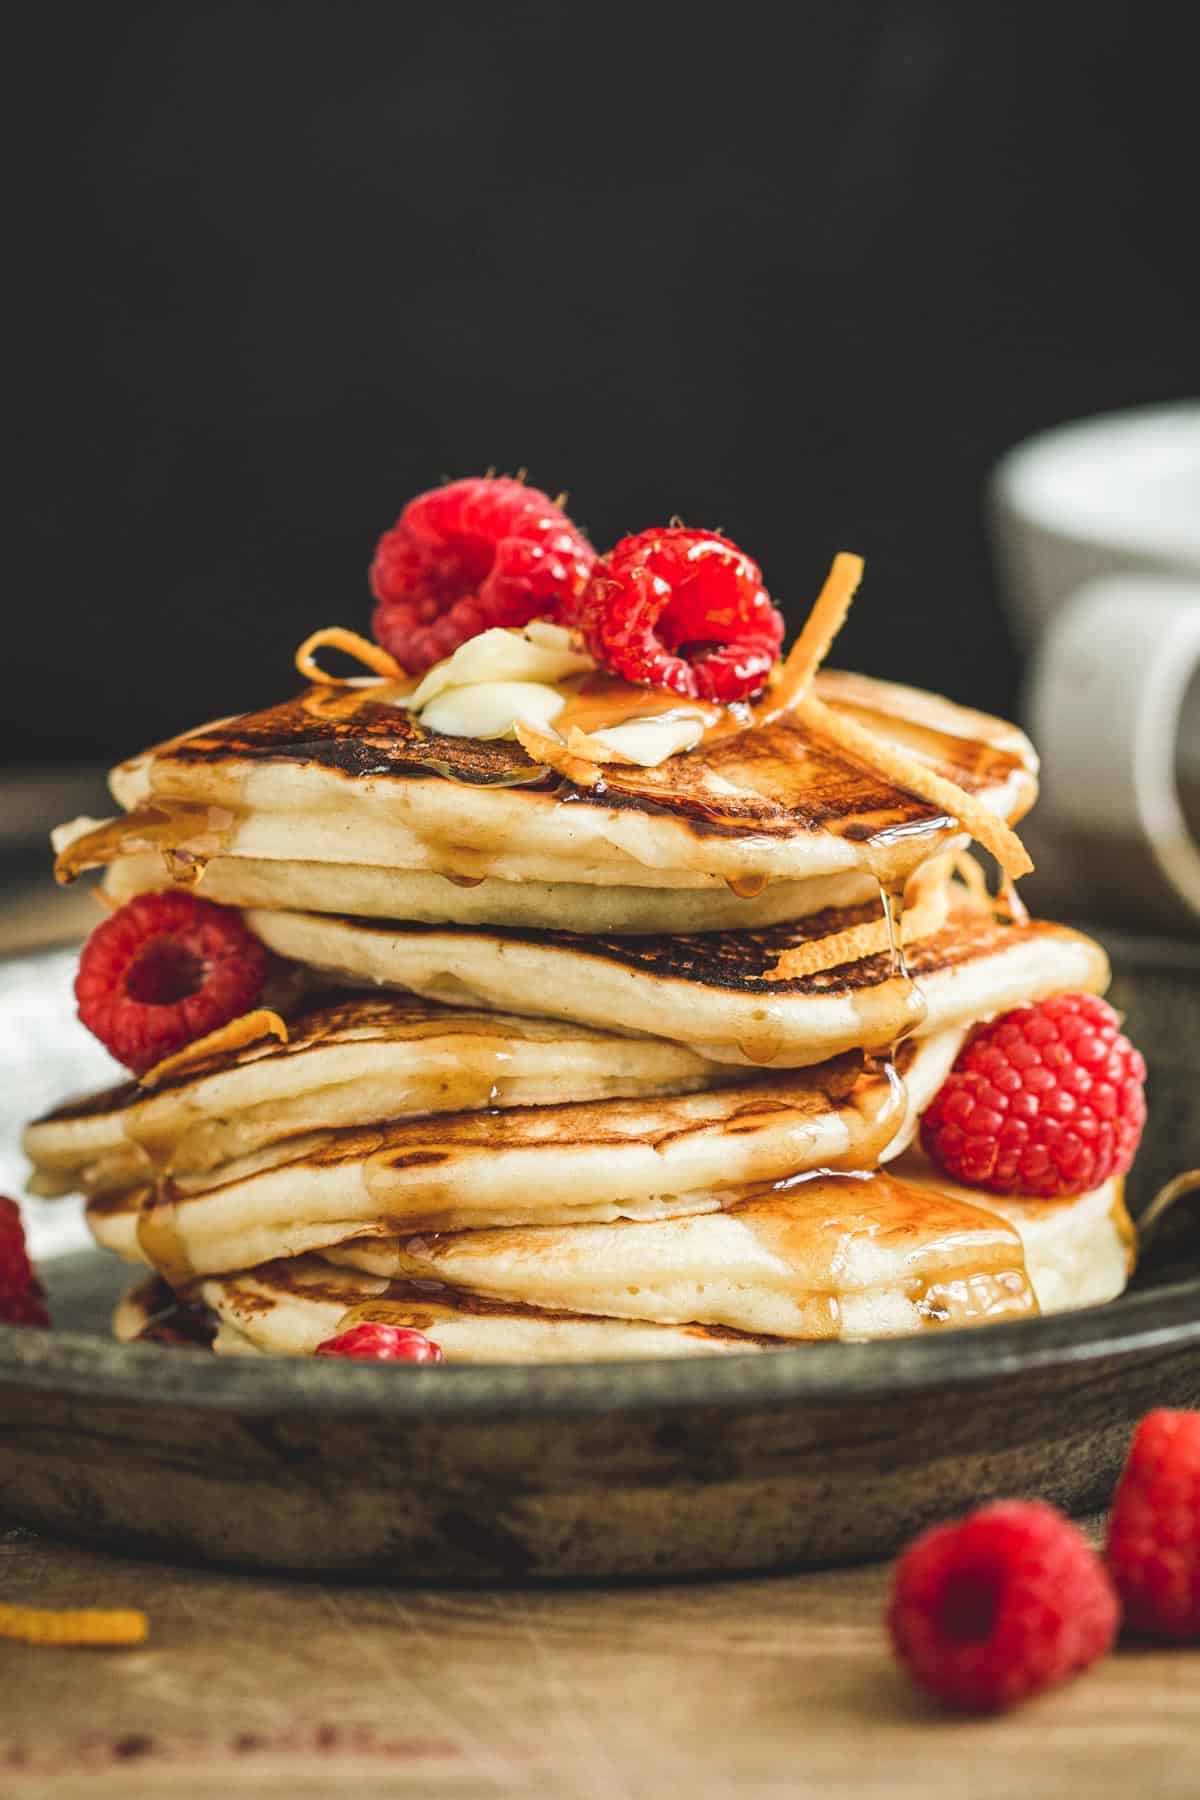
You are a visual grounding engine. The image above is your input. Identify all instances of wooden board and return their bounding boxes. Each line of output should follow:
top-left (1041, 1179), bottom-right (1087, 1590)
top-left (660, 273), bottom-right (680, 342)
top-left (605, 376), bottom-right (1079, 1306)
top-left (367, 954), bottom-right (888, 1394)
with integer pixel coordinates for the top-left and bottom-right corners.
top-left (2, 1522), bottom-right (1197, 1799)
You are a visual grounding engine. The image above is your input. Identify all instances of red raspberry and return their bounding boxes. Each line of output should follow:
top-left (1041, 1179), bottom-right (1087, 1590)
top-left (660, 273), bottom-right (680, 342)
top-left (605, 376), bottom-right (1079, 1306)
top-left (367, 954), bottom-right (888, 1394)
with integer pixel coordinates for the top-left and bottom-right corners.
top-left (919, 992), bottom-right (1146, 1198)
top-left (314, 1323), bottom-right (444, 1363)
top-left (888, 1500), bottom-right (1119, 1711)
top-left (0, 1196), bottom-right (51, 1328)
top-left (75, 892), bottom-right (268, 1076)
top-left (1107, 1410), bottom-right (1200, 1640)
top-left (370, 476), bottom-right (595, 673)
top-left (576, 527), bottom-right (784, 702)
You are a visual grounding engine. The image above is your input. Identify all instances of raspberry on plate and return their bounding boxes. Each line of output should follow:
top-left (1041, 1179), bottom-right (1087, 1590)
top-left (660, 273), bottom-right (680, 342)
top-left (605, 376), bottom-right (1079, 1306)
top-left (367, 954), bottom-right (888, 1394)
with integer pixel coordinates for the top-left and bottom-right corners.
top-left (0, 1196), bottom-right (51, 1328)
top-left (577, 527), bottom-right (784, 702)
top-left (75, 892), bottom-right (269, 1076)
top-left (370, 477), bottom-right (595, 674)
top-left (919, 992), bottom-right (1146, 1197)
top-left (315, 1322), bottom-right (444, 1362)
top-left (1107, 1409), bottom-right (1200, 1640)
top-left (888, 1499), bottom-right (1119, 1711)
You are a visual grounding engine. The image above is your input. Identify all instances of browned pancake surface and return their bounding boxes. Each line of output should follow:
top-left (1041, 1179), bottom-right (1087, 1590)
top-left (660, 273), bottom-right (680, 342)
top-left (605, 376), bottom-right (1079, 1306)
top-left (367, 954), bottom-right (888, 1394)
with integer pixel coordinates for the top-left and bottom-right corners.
top-left (325, 906), bottom-right (1060, 997)
top-left (134, 670), bottom-right (1031, 843)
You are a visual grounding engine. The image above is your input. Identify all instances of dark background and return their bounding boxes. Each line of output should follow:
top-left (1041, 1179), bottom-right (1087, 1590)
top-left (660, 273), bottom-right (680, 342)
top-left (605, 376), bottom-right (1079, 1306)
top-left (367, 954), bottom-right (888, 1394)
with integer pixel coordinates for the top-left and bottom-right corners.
top-left (11, 1), bottom-right (1198, 766)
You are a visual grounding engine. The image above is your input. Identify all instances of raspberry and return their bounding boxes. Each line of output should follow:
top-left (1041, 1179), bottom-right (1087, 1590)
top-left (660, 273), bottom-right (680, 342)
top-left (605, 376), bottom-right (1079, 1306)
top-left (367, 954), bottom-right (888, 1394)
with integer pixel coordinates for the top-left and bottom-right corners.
top-left (1107, 1410), bottom-right (1200, 1640)
top-left (370, 477), bottom-right (595, 674)
top-left (314, 1323), bottom-right (444, 1363)
top-left (0, 1197), bottom-right (51, 1328)
top-left (919, 992), bottom-right (1146, 1198)
top-left (576, 527), bottom-right (784, 702)
top-left (75, 892), bottom-right (268, 1076)
top-left (888, 1500), bottom-right (1118, 1711)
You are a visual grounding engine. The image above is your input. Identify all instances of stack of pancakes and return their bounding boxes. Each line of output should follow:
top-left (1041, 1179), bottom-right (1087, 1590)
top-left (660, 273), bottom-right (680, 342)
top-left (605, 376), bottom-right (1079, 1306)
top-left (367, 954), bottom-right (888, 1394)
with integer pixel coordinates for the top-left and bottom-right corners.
top-left (26, 667), bottom-right (1134, 1360)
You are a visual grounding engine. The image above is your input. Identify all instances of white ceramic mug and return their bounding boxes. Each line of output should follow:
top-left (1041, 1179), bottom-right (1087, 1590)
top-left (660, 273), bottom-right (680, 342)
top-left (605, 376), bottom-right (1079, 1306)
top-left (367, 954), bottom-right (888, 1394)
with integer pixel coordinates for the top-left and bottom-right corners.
top-left (989, 403), bottom-right (1200, 932)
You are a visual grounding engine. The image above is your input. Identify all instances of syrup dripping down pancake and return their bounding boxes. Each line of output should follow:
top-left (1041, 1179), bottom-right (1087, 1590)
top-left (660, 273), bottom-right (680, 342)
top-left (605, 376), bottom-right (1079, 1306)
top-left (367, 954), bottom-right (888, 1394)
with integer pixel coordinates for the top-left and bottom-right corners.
top-left (83, 1034), bottom-right (961, 1278)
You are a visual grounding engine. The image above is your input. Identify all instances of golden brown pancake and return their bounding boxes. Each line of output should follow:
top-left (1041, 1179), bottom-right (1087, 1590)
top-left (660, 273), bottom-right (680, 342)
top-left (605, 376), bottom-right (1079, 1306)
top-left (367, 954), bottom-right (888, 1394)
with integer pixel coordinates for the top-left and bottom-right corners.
top-left (23, 991), bottom-right (721, 1198)
top-left (57, 670), bottom-right (1037, 920)
top-left (242, 903), bottom-right (1110, 1067)
top-left (114, 1265), bottom-right (783, 1361)
top-left (82, 1033), bottom-right (963, 1278)
top-left (326, 1165), bottom-right (1131, 1339)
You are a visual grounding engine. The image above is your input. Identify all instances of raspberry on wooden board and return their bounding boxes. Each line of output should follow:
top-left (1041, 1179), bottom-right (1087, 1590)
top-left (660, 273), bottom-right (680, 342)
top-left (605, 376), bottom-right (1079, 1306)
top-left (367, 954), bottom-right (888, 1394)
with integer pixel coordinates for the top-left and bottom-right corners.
top-left (919, 993), bottom-right (1146, 1198)
top-left (75, 892), bottom-right (268, 1075)
top-left (370, 477), bottom-right (595, 674)
top-left (888, 1500), bottom-right (1119, 1711)
top-left (1107, 1410), bottom-right (1200, 1641)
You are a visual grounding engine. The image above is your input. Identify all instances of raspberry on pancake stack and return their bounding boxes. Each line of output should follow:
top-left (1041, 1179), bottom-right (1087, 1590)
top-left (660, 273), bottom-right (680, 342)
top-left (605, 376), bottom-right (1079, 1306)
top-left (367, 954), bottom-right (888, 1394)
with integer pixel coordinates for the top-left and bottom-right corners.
top-left (24, 478), bottom-right (1147, 1363)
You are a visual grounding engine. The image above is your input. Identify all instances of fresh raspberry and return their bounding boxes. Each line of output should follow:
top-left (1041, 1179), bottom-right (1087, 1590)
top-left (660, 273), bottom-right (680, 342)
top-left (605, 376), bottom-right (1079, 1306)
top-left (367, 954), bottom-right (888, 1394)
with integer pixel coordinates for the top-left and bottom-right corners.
top-left (74, 892), bottom-right (268, 1076)
top-left (370, 476), bottom-right (594, 673)
top-left (919, 992), bottom-right (1146, 1198)
top-left (1107, 1410), bottom-right (1200, 1640)
top-left (314, 1323), bottom-right (444, 1363)
top-left (0, 1197), bottom-right (51, 1328)
top-left (888, 1500), bottom-right (1119, 1711)
top-left (576, 527), bottom-right (784, 702)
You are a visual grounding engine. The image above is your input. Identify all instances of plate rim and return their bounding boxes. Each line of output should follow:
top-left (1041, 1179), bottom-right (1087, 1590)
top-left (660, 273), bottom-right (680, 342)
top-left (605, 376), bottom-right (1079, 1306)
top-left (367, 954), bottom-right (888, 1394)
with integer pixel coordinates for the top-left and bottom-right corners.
top-left (3, 1271), bottom-right (1199, 1420)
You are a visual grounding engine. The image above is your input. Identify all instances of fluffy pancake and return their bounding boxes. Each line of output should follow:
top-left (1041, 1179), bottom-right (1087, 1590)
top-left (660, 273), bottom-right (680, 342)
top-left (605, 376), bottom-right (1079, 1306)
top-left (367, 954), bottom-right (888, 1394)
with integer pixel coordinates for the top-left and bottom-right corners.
top-left (60, 671), bottom-right (1037, 918)
top-left (23, 992), bottom-right (719, 1198)
top-left (114, 1267), bottom-right (782, 1361)
top-left (100, 853), bottom-right (892, 935)
top-left (243, 903), bottom-right (1110, 1067)
top-left (83, 1032), bottom-right (962, 1278)
top-left (327, 1167), bottom-right (1132, 1339)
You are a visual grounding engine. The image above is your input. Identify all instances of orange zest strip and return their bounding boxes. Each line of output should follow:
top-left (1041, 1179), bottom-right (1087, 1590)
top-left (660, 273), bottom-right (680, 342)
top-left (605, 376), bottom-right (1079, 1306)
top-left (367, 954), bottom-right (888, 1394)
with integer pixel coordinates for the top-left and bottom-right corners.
top-left (0, 1603), bottom-right (148, 1648)
top-left (138, 1010), bottom-right (289, 1089)
top-left (513, 720), bottom-right (604, 789)
top-left (794, 692), bottom-right (1033, 882)
top-left (763, 552), bottom-right (865, 718)
top-left (1138, 1168), bottom-right (1200, 1241)
top-left (294, 628), bottom-right (404, 686)
top-left (949, 849), bottom-right (993, 911)
top-left (761, 873), bottom-right (949, 982)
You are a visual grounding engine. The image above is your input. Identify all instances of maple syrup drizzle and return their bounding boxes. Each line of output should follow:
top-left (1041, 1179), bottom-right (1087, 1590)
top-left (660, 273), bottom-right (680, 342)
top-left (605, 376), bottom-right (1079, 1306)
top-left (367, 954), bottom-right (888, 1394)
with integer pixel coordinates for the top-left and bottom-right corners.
top-left (725, 874), bottom-right (770, 900)
top-left (728, 1169), bottom-right (1036, 1337)
top-left (995, 875), bottom-right (1030, 924)
top-left (54, 802), bottom-right (240, 886)
top-left (135, 1181), bottom-right (196, 1291)
top-left (552, 673), bottom-right (717, 738)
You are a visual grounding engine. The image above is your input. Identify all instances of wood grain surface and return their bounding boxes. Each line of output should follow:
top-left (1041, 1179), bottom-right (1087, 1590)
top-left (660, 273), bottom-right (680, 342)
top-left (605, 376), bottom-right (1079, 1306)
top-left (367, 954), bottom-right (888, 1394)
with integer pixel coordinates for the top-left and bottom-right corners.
top-left (2, 1522), bottom-right (1196, 1800)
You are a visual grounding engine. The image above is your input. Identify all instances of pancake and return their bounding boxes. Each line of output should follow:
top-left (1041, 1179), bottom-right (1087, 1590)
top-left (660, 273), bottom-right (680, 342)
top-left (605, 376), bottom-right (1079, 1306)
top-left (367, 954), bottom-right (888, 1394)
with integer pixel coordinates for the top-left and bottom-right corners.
top-left (243, 903), bottom-right (1111, 1067)
top-left (100, 852), bottom-right (894, 935)
top-left (83, 1032), bottom-right (963, 1279)
top-left (326, 1166), bottom-right (1132, 1339)
top-left (114, 1267), bottom-right (782, 1362)
top-left (23, 992), bottom-right (720, 1199)
top-left (57, 670), bottom-right (1037, 919)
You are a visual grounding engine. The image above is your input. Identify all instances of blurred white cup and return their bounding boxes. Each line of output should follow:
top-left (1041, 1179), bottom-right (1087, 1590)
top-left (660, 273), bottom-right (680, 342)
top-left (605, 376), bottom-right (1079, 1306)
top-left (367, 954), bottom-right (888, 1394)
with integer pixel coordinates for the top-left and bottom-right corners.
top-left (989, 402), bottom-right (1200, 932)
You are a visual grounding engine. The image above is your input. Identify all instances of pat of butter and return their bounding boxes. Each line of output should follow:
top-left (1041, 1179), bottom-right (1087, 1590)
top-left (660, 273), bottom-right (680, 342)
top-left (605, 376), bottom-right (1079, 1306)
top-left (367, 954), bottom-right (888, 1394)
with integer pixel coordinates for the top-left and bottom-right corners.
top-left (591, 714), bottom-right (707, 766)
top-left (418, 681), bottom-right (566, 740)
top-left (403, 624), bottom-right (594, 710)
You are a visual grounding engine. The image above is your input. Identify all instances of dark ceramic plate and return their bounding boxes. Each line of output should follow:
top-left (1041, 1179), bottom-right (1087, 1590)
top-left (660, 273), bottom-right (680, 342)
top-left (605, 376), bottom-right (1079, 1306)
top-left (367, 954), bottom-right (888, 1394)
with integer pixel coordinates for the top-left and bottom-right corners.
top-left (1, 938), bottom-right (1198, 1582)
